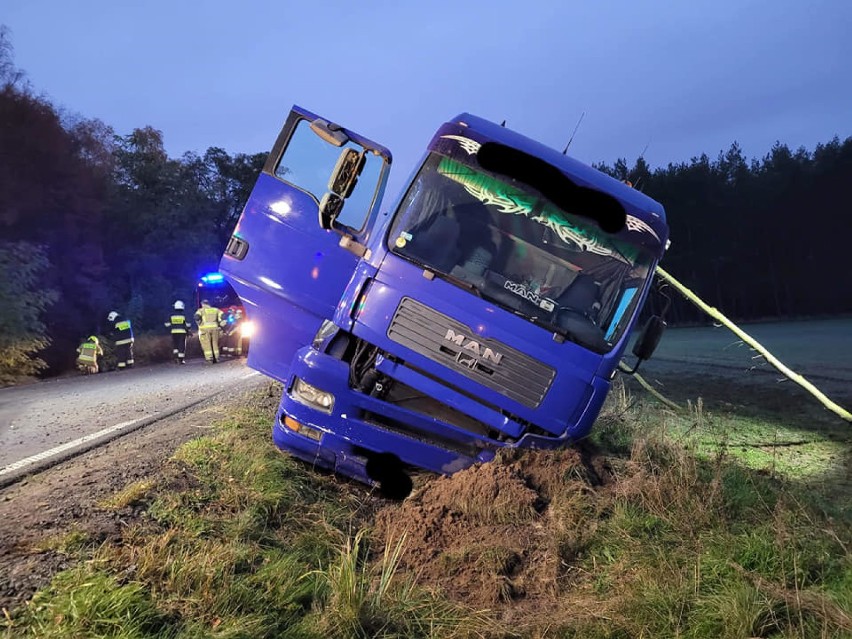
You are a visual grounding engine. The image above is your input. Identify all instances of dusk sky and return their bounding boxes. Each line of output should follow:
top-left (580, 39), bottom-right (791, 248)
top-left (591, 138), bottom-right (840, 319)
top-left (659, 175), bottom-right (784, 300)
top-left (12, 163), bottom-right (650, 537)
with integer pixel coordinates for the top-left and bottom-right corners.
top-left (5, 0), bottom-right (851, 199)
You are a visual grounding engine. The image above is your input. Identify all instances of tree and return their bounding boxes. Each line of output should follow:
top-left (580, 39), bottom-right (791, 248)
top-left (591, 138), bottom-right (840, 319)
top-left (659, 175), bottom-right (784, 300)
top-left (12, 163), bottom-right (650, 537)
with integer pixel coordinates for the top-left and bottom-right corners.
top-left (0, 242), bottom-right (58, 385)
top-left (200, 147), bottom-right (266, 244)
top-left (0, 28), bottom-right (269, 377)
top-left (0, 68), bottom-right (112, 369)
top-left (639, 137), bottom-right (852, 323)
top-left (101, 129), bottom-right (265, 329)
top-left (0, 25), bottom-right (25, 89)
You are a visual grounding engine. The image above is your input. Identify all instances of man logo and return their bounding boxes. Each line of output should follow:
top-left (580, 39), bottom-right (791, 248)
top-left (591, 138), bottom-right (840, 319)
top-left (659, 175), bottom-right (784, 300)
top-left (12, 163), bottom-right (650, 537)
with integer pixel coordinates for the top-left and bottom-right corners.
top-left (444, 329), bottom-right (503, 365)
top-left (456, 353), bottom-right (478, 369)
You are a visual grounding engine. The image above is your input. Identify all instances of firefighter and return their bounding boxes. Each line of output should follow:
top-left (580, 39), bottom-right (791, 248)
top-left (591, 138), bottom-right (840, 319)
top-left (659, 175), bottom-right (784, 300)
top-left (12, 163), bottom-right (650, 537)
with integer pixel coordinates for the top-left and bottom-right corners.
top-left (76, 335), bottom-right (103, 374)
top-left (222, 306), bottom-right (247, 357)
top-left (231, 308), bottom-right (246, 357)
top-left (221, 306), bottom-right (238, 357)
top-left (194, 299), bottom-right (224, 364)
top-left (165, 300), bottom-right (191, 364)
top-left (106, 310), bottom-right (135, 370)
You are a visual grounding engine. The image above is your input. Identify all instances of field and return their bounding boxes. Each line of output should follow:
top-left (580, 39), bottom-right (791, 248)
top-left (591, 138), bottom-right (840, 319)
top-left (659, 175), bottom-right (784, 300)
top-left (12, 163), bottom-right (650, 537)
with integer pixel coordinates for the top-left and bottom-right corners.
top-left (650, 318), bottom-right (852, 383)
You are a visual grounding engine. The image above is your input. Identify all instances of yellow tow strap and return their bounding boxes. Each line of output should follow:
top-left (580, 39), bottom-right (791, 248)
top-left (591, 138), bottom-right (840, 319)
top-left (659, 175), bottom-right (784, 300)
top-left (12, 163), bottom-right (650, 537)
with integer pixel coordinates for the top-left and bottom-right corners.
top-left (652, 266), bottom-right (851, 423)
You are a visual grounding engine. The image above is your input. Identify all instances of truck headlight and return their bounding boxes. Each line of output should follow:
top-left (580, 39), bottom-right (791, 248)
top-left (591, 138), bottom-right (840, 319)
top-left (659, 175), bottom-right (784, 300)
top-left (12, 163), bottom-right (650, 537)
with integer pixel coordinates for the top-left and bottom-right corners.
top-left (239, 321), bottom-right (255, 338)
top-left (290, 377), bottom-right (335, 414)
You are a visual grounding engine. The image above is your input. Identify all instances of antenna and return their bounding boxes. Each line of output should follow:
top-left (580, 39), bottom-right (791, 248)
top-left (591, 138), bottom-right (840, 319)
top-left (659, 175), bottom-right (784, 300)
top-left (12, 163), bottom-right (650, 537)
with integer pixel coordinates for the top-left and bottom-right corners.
top-left (562, 111), bottom-right (585, 155)
top-left (629, 137), bottom-right (652, 191)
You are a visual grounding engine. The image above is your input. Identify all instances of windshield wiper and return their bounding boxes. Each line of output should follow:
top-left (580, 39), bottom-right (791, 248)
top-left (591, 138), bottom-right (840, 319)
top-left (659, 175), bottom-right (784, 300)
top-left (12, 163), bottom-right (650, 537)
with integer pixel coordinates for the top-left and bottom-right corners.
top-left (390, 248), bottom-right (484, 298)
top-left (424, 269), bottom-right (482, 297)
top-left (508, 308), bottom-right (593, 348)
top-left (512, 311), bottom-right (564, 337)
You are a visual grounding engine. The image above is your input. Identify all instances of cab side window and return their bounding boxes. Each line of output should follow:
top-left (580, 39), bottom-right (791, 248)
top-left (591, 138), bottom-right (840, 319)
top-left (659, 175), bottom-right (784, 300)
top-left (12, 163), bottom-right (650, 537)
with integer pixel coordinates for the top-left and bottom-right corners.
top-left (274, 119), bottom-right (383, 232)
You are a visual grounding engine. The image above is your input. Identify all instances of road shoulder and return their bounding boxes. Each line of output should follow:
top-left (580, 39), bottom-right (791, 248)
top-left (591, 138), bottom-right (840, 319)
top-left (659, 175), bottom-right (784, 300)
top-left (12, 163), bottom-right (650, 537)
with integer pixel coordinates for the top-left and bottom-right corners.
top-left (0, 381), bottom-right (271, 612)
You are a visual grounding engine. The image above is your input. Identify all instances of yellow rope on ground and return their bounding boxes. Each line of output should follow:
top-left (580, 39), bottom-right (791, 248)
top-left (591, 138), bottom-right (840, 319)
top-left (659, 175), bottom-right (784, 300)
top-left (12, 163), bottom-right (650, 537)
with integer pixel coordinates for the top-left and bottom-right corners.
top-left (655, 266), bottom-right (852, 423)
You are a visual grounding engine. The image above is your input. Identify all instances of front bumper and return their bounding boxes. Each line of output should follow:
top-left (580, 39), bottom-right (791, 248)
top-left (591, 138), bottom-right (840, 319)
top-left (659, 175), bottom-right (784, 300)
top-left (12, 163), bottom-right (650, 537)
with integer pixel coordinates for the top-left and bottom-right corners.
top-left (271, 346), bottom-right (607, 485)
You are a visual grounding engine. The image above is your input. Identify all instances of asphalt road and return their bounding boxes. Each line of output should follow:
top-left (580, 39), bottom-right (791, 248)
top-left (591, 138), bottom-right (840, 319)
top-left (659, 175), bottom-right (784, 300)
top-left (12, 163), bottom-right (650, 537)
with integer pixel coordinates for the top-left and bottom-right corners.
top-left (0, 358), bottom-right (264, 483)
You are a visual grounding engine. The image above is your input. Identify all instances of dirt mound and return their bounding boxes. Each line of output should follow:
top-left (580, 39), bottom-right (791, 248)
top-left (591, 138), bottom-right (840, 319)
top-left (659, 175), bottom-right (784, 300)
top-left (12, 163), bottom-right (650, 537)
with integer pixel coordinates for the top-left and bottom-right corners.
top-left (374, 446), bottom-right (612, 619)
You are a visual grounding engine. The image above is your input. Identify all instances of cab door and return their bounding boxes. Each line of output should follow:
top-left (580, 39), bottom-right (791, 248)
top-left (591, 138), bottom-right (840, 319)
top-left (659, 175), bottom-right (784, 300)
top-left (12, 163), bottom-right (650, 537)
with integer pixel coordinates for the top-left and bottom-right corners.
top-left (219, 106), bottom-right (391, 382)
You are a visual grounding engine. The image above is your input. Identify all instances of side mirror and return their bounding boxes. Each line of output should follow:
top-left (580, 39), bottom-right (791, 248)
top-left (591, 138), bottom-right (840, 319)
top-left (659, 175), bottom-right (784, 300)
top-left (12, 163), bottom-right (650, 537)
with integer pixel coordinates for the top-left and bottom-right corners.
top-left (328, 147), bottom-right (365, 198)
top-left (632, 315), bottom-right (666, 361)
top-left (317, 148), bottom-right (366, 231)
top-left (318, 192), bottom-right (344, 230)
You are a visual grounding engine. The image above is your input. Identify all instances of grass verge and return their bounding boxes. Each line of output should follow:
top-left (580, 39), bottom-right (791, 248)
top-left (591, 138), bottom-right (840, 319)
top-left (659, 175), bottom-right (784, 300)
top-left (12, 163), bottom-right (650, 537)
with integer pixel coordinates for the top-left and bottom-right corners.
top-left (543, 385), bottom-right (852, 637)
top-left (2, 380), bottom-right (850, 638)
top-left (1, 383), bottom-right (490, 638)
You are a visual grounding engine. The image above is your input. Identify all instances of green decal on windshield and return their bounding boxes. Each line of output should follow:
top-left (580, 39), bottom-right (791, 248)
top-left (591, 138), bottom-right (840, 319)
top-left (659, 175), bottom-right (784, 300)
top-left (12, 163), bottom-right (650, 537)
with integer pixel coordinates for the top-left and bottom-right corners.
top-left (437, 156), bottom-right (639, 263)
top-left (437, 157), bottom-right (538, 214)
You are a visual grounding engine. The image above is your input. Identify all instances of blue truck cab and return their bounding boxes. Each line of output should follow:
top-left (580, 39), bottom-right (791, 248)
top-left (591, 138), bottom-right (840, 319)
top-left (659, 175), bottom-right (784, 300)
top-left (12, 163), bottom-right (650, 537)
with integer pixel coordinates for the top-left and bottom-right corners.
top-left (220, 106), bottom-right (669, 496)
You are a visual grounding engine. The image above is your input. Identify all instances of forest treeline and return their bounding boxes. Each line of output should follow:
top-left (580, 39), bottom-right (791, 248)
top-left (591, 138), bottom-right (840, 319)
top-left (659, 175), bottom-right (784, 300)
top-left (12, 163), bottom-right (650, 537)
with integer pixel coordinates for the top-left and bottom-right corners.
top-left (596, 139), bottom-right (852, 325)
top-left (1, 29), bottom-right (850, 381)
top-left (0, 30), bottom-right (265, 381)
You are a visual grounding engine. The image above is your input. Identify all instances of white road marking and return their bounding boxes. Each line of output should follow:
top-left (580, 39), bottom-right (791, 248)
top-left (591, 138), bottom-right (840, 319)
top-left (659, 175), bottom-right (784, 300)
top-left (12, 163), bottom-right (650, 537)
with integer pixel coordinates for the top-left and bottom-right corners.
top-left (0, 417), bottom-right (143, 476)
top-left (1, 368), bottom-right (261, 481)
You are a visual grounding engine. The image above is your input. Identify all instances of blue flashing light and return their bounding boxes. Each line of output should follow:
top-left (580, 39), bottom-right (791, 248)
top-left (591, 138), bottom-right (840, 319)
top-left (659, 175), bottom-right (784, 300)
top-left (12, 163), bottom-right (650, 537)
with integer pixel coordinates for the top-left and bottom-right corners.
top-left (201, 272), bottom-right (225, 284)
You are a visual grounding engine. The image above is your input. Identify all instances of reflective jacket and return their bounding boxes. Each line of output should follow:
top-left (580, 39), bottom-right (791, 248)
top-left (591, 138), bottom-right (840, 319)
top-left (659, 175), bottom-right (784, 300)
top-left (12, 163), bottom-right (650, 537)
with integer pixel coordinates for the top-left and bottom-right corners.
top-left (222, 308), bottom-right (243, 336)
top-left (195, 306), bottom-right (224, 331)
top-left (165, 313), bottom-right (190, 334)
top-left (108, 315), bottom-right (134, 345)
top-left (77, 340), bottom-right (102, 365)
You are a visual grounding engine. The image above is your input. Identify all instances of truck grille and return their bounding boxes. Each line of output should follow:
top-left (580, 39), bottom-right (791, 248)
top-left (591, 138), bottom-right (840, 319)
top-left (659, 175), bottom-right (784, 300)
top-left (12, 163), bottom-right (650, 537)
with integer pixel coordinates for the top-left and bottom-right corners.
top-left (387, 297), bottom-right (555, 408)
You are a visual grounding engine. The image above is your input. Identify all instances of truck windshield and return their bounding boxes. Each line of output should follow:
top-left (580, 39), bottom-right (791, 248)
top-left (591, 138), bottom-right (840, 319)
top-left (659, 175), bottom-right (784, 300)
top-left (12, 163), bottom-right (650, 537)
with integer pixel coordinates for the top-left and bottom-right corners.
top-left (388, 154), bottom-right (654, 352)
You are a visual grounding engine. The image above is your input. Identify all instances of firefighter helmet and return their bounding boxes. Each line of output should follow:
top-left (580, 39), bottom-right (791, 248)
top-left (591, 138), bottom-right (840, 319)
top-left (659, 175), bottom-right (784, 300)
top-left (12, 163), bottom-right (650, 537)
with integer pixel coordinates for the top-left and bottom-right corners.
top-left (107, 311), bottom-right (119, 322)
top-left (88, 335), bottom-right (99, 344)
top-left (174, 300), bottom-right (185, 310)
